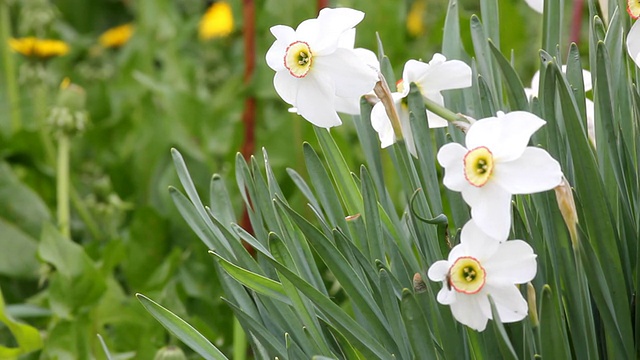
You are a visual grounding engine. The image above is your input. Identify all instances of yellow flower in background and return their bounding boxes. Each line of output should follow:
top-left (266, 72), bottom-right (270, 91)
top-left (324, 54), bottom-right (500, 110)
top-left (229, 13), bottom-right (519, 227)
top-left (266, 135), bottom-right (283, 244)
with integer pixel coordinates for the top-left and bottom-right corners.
top-left (99, 24), bottom-right (134, 48)
top-left (9, 37), bottom-right (69, 59)
top-left (629, 0), bottom-right (640, 19)
top-left (199, 1), bottom-right (233, 40)
top-left (407, 0), bottom-right (426, 37)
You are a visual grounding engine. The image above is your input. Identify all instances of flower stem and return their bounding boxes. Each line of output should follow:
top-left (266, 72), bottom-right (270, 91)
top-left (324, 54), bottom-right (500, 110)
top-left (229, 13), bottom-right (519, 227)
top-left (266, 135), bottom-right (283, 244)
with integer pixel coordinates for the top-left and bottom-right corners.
top-left (57, 133), bottom-right (71, 238)
top-left (0, 1), bottom-right (22, 133)
top-left (422, 96), bottom-right (470, 125)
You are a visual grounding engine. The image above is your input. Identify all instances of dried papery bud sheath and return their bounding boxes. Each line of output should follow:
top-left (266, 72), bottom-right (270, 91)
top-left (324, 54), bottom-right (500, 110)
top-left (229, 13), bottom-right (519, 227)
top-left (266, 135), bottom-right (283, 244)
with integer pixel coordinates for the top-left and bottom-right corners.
top-left (527, 282), bottom-right (539, 328)
top-left (373, 71), bottom-right (403, 141)
top-left (413, 272), bottom-right (427, 293)
top-left (554, 176), bottom-right (578, 248)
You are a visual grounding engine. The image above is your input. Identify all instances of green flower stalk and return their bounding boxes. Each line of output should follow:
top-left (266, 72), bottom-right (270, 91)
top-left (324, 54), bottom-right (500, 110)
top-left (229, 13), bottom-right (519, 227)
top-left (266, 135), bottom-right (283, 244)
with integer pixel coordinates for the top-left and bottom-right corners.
top-left (47, 79), bottom-right (88, 238)
top-left (0, 0), bottom-right (21, 133)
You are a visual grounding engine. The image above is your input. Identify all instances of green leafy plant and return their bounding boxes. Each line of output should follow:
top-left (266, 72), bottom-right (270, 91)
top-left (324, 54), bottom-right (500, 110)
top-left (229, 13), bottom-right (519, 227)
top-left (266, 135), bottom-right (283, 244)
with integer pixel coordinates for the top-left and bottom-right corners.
top-left (139, 0), bottom-right (640, 358)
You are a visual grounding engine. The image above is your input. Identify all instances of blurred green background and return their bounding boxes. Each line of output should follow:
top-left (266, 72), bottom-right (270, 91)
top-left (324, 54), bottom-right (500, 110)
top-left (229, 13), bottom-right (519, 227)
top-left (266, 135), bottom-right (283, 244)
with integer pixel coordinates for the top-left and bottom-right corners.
top-left (0, 0), bottom-right (579, 358)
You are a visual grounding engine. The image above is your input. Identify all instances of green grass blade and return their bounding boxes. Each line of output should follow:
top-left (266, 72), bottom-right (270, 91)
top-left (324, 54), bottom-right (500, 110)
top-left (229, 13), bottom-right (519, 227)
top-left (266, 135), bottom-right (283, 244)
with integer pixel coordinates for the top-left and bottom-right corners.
top-left (136, 294), bottom-right (228, 360)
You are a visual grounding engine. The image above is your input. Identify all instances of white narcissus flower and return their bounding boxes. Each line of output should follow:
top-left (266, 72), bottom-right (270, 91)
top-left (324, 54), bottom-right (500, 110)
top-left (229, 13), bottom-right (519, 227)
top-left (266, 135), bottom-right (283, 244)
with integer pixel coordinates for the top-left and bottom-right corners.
top-left (428, 220), bottom-right (537, 332)
top-left (627, 19), bottom-right (640, 69)
top-left (524, 0), bottom-right (543, 13)
top-left (525, 66), bottom-right (596, 146)
top-left (370, 54), bottom-right (472, 156)
top-left (265, 8), bottom-right (378, 128)
top-left (437, 111), bottom-right (563, 240)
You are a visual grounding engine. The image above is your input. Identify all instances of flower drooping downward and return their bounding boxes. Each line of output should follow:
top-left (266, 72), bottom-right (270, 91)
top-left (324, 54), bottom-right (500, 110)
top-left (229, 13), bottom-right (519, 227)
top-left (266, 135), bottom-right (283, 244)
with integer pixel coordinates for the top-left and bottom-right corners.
top-left (265, 8), bottom-right (378, 128)
top-left (437, 111), bottom-right (563, 240)
top-left (370, 54), bottom-right (472, 156)
top-left (428, 220), bottom-right (537, 331)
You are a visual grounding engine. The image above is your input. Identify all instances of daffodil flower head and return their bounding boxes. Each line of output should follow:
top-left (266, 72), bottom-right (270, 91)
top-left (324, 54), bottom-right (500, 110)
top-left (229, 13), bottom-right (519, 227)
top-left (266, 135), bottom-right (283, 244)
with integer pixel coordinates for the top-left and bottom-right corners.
top-left (370, 54), bottom-right (472, 156)
top-left (265, 8), bottom-right (379, 128)
top-left (628, 0), bottom-right (640, 19)
top-left (427, 219), bottom-right (537, 331)
top-left (437, 111), bottom-right (563, 240)
top-left (627, 18), bottom-right (640, 69)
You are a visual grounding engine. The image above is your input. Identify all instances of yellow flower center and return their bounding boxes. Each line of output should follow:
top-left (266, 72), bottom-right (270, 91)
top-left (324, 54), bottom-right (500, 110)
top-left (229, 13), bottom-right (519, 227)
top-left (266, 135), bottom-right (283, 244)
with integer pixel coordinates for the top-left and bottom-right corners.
top-left (463, 146), bottom-right (494, 187)
top-left (285, 41), bottom-right (313, 78)
top-left (448, 256), bottom-right (486, 294)
top-left (628, 0), bottom-right (640, 19)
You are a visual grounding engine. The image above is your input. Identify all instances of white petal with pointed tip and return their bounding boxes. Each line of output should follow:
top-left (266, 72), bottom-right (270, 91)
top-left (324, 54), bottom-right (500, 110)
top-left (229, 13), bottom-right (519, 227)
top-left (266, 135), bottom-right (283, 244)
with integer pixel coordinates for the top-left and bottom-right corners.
top-left (450, 293), bottom-right (490, 331)
top-left (295, 73), bottom-right (342, 128)
top-left (465, 111), bottom-right (546, 162)
top-left (494, 147), bottom-right (563, 194)
top-left (437, 142), bottom-right (468, 192)
top-left (483, 240), bottom-right (537, 286)
top-left (461, 182), bottom-right (513, 240)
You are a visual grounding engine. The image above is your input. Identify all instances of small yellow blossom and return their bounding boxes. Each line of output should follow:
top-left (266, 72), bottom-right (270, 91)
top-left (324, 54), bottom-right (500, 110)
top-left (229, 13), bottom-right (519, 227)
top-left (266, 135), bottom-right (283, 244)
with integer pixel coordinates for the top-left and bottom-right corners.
top-left (407, 0), bottom-right (426, 37)
top-left (9, 37), bottom-right (69, 59)
top-left (199, 1), bottom-right (233, 40)
top-left (99, 23), bottom-right (134, 48)
top-left (629, 0), bottom-right (640, 19)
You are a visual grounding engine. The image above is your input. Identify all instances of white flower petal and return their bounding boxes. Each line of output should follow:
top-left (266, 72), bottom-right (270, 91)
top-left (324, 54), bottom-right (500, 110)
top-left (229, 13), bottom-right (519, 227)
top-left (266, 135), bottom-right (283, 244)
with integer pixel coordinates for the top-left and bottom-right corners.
top-left (424, 92), bottom-right (450, 128)
top-left (586, 98), bottom-right (596, 146)
top-left (353, 48), bottom-right (380, 71)
top-left (628, 20), bottom-right (640, 69)
top-left (338, 28), bottom-right (356, 49)
top-left (524, 0), bottom-right (544, 13)
top-left (266, 26), bottom-right (295, 71)
top-left (449, 293), bottom-right (490, 331)
top-left (529, 70), bottom-right (541, 97)
top-left (484, 285), bottom-right (529, 323)
top-left (311, 8), bottom-right (365, 55)
top-left (334, 95), bottom-right (360, 115)
top-left (465, 112), bottom-right (546, 162)
top-left (313, 48), bottom-right (378, 98)
top-left (437, 286), bottom-right (457, 305)
top-left (295, 18), bottom-right (322, 49)
top-left (462, 182), bottom-right (513, 240)
top-left (460, 220), bottom-right (501, 259)
top-left (273, 70), bottom-right (299, 105)
top-left (484, 240), bottom-right (537, 285)
top-left (494, 147), bottom-right (563, 194)
top-left (295, 73), bottom-right (342, 128)
top-left (428, 260), bottom-right (450, 282)
top-left (371, 94), bottom-right (404, 148)
top-left (420, 58), bottom-right (472, 93)
top-left (627, 21), bottom-right (640, 67)
top-left (437, 142), bottom-right (468, 192)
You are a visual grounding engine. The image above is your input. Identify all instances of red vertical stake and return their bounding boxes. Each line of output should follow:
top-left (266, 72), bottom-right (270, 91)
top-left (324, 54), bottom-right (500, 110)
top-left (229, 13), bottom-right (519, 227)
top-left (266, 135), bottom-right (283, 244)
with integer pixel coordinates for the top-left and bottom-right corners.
top-left (570, 0), bottom-right (585, 45)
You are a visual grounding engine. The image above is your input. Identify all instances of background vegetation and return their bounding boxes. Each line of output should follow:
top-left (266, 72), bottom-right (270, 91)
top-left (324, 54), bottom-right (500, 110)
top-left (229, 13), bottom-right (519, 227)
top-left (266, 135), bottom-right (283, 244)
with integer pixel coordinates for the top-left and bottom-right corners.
top-left (0, 0), bottom-right (600, 358)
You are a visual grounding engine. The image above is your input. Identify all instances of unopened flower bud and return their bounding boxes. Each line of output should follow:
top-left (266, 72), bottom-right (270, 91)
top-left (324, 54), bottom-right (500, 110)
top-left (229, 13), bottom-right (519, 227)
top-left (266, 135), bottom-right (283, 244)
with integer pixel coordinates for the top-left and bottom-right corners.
top-left (527, 282), bottom-right (539, 328)
top-left (554, 176), bottom-right (578, 247)
top-left (413, 272), bottom-right (427, 293)
top-left (153, 346), bottom-right (187, 360)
